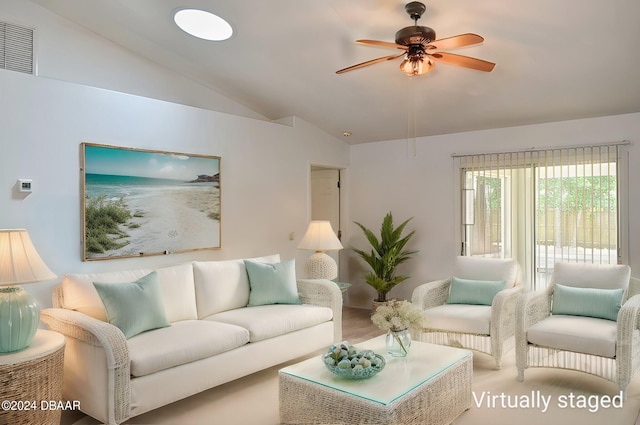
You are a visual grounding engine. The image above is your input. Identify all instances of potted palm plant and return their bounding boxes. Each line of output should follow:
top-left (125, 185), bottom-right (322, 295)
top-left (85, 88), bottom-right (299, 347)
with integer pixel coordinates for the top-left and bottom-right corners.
top-left (352, 212), bottom-right (417, 304)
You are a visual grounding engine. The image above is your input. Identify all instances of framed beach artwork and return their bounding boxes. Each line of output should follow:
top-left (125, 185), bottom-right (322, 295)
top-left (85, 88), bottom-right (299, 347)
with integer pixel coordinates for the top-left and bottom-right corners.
top-left (81, 142), bottom-right (221, 261)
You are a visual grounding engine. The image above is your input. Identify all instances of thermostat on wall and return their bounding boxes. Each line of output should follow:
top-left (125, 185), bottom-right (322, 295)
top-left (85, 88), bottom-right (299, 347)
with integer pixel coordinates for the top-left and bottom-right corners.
top-left (18, 179), bottom-right (32, 193)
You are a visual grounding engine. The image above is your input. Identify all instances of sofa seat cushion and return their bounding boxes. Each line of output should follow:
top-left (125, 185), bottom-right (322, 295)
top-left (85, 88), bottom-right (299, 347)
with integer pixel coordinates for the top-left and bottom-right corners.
top-left (425, 304), bottom-right (491, 335)
top-left (205, 304), bottom-right (333, 343)
top-left (127, 320), bottom-right (250, 377)
top-left (526, 315), bottom-right (617, 358)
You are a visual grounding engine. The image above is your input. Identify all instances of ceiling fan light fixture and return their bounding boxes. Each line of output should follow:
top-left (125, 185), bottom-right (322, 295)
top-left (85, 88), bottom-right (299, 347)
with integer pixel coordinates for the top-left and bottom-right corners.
top-left (335, 2), bottom-right (494, 76)
top-left (400, 56), bottom-right (434, 76)
top-left (174, 9), bottom-right (233, 41)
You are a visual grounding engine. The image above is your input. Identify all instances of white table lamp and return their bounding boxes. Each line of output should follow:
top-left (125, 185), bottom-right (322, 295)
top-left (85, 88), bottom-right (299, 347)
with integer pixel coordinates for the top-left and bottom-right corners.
top-left (298, 221), bottom-right (343, 280)
top-left (0, 229), bottom-right (56, 353)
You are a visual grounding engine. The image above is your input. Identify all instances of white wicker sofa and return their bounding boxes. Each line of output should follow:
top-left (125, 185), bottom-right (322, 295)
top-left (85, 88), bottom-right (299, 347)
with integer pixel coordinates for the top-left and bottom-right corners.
top-left (40, 255), bottom-right (342, 425)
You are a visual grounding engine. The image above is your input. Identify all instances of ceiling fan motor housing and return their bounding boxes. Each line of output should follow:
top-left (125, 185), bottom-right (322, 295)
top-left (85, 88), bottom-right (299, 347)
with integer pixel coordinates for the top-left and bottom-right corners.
top-left (395, 26), bottom-right (436, 46)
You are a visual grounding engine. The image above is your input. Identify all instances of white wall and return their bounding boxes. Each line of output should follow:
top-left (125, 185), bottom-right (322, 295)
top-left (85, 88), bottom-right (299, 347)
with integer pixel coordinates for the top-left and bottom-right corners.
top-left (0, 71), bottom-right (348, 306)
top-left (0, 70), bottom-right (349, 308)
top-left (346, 114), bottom-right (640, 308)
top-left (2, 0), bottom-right (266, 120)
top-left (0, 0), bottom-right (350, 309)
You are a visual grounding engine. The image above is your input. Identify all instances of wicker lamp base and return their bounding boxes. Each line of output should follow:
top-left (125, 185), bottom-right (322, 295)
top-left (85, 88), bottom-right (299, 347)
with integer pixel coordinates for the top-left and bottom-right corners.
top-left (304, 252), bottom-right (338, 280)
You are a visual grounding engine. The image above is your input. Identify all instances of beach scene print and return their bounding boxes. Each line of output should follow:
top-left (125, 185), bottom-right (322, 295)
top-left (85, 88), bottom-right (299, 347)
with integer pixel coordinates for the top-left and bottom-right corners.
top-left (82, 143), bottom-right (220, 260)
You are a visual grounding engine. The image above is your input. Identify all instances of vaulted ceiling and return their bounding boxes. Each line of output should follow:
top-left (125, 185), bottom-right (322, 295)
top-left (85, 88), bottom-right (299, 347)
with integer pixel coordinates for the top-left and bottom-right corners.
top-left (31, 0), bottom-right (640, 144)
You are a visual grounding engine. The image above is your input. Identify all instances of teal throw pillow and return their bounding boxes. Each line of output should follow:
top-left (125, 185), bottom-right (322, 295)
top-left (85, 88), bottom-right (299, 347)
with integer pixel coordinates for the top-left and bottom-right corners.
top-left (446, 277), bottom-right (507, 306)
top-left (551, 283), bottom-right (625, 322)
top-left (244, 259), bottom-right (302, 306)
top-left (93, 271), bottom-right (170, 338)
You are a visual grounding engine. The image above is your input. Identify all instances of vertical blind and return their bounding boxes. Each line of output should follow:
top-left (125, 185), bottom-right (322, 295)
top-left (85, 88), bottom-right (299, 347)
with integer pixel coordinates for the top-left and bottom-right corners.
top-left (454, 143), bottom-right (627, 289)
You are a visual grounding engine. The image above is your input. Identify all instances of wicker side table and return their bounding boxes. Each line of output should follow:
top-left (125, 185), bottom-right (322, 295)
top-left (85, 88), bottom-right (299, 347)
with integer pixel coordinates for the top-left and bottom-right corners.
top-left (0, 329), bottom-right (66, 425)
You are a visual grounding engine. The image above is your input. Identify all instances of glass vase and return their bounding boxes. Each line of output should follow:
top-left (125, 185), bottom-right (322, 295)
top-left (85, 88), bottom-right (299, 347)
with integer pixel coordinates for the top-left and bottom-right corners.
top-left (386, 329), bottom-right (411, 357)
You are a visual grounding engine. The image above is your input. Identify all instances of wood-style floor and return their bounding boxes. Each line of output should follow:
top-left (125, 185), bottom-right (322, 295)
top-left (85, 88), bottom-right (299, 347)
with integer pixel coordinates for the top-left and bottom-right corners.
top-left (342, 306), bottom-right (385, 343)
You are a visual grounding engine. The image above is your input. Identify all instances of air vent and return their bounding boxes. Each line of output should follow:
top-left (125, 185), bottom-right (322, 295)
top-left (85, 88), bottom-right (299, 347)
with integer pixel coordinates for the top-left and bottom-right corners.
top-left (1, 22), bottom-right (35, 75)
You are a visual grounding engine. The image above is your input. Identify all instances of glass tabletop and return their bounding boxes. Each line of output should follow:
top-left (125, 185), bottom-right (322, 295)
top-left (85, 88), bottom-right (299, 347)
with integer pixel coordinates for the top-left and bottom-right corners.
top-left (279, 335), bottom-right (472, 405)
top-left (333, 281), bottom-right (352, 292)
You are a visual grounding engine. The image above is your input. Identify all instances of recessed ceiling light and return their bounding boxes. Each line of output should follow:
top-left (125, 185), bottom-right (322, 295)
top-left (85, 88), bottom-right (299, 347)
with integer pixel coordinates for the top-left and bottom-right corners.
top-left (174, 9), bottom-right (233, 41)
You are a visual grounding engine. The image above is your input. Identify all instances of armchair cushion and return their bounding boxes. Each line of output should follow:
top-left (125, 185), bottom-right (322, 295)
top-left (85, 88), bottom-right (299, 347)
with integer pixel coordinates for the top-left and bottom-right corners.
top-left (526, 315), bottom-right (617, 358)
top-left (453, 256), bottom-right (518, 288)
top-left (446, 277), bottom-right (506, 306)
top-left (552, 284), bottom-right (625, 321)
top-left (425, 304), bottom-right (492, 335)
top-left (550, 262), bottom-right (630, 290)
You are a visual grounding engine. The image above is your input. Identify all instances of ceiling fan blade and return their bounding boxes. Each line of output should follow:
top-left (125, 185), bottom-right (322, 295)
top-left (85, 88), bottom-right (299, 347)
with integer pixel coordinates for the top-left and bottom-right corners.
top-left (356, 39), bottom-right (407, 50)
top-left (336, 52), bottom-right (405, 74)
top-left (427, 33), bottom-right (484, 51)
top-left (431, 52), bottom-right (495, 72)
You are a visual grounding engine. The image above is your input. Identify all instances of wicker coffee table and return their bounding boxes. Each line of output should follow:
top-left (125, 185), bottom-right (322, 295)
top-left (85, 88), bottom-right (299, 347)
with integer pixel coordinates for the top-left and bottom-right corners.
top-left (279, 335), bottom-right (472, 425)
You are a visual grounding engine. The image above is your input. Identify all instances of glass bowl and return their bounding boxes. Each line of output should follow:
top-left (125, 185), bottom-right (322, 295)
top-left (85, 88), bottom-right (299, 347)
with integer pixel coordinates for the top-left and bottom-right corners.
top-left (323, 353), bottom-right (386, 380)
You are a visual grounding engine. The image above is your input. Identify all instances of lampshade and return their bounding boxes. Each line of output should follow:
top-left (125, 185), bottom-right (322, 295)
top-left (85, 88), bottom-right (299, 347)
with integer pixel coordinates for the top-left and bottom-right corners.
top-left (297, 221), bottom-right (343, 252)
top-left (298, 221), bottom-right (343, 280)
top-left (400, 56), bottom-right (434, 76)
top-left (0, 229), bottom-right (56, 285)
top-left (0, 229), bottom-right (56, 353)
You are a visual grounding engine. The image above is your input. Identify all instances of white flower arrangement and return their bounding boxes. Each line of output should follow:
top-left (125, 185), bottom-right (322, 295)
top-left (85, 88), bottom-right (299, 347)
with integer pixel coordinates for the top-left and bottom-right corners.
top-left (371, 299), bottom-right (428, 332)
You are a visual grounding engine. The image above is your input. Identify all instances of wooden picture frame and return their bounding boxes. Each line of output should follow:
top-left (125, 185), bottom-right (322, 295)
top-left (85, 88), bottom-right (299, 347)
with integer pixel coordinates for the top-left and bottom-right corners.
top-left (81, 142), bottom-right (221, 261)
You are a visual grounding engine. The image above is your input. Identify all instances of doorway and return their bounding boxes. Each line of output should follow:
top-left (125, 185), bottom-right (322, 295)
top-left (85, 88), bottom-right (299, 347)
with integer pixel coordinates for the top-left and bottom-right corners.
top-left (310, 166), bottom-right (342, 274)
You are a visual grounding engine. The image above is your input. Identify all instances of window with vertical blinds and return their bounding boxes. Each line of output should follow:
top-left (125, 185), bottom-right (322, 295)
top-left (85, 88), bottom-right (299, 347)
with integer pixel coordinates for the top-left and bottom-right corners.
top-left (454, 143), bottom-right (628, 289)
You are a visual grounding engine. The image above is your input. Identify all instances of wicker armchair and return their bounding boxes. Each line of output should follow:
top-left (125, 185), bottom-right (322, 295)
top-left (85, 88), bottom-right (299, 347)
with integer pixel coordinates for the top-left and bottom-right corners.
top-left (411, 256), bottom-right (522, 368)
top-left (515, 262), bottom-right (639, 399)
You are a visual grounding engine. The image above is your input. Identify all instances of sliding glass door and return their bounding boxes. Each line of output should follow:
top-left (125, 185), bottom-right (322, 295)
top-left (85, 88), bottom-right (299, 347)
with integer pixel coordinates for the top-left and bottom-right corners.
top-left (457, 144), bottom-right (625, 290)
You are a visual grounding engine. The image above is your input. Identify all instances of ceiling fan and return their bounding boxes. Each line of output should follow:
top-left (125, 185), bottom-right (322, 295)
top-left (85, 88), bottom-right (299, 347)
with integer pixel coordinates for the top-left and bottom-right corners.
top-left (336, 1), bottom-right (495, 76)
